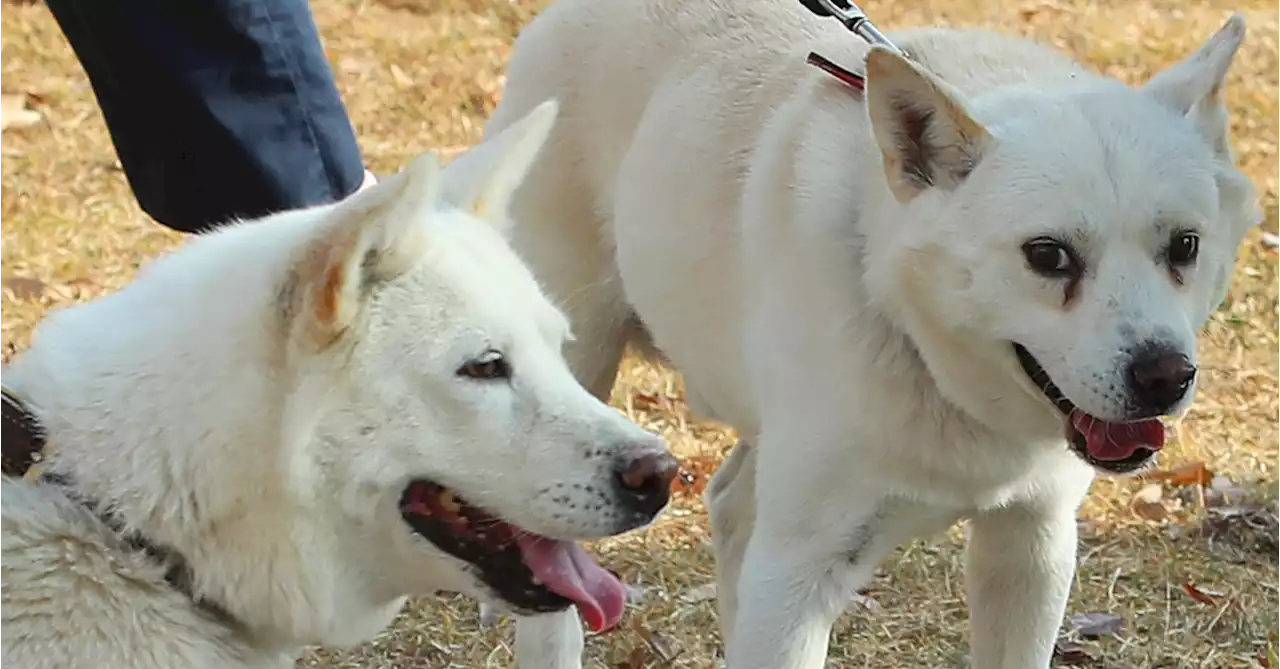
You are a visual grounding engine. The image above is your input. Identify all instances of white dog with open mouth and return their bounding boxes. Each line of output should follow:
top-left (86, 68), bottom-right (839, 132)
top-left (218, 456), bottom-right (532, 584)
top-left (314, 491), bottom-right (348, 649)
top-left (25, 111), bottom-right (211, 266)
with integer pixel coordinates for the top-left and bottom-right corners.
top-left (483, 1), bottom-right (1261, 667)
top-left (0, 101), bottom-right (677, 669)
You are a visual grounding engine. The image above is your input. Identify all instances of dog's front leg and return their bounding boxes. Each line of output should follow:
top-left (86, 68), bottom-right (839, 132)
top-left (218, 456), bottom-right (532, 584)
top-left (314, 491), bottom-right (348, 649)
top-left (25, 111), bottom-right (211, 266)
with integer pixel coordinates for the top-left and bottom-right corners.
top-left (514, 610), bottom-right (583, 669)
top-left (965, 486), bottom-right (1087, 669)
top-left (725, 448), bottom-right (935, 669)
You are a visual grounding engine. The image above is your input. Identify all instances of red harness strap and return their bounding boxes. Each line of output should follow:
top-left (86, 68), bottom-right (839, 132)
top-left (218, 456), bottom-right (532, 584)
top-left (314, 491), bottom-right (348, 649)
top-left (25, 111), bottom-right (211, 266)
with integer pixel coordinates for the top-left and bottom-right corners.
top-left (806, 51), bottom-right (866, 92)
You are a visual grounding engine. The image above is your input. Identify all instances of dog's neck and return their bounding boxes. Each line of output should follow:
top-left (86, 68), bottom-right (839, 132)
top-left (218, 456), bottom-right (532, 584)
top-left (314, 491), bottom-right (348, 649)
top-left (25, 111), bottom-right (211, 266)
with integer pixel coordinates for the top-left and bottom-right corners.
top-left (2, 222), bottom-right (408, 652)
top-left (0, 383), bottom-right (240, 626)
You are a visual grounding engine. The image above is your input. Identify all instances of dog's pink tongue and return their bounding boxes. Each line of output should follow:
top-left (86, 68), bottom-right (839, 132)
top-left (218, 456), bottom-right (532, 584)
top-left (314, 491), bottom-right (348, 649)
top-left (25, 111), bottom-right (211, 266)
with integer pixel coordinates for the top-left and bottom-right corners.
top-left (1070, 410), bottom-right (1165, 461)
top-left (516, 536), bottom-right (626, 633)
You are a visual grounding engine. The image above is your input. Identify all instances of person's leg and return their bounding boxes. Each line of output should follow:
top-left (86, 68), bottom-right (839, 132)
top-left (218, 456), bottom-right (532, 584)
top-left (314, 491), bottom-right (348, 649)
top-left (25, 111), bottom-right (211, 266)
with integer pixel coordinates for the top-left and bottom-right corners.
top-left (46, 0), bottom-right (368, 233)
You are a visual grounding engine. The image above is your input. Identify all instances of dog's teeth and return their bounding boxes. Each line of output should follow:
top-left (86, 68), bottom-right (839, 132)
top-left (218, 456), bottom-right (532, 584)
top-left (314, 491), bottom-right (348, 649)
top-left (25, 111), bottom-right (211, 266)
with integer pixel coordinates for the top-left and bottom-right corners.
top-left (439, 490), bottom-right (461, 513)
top-left (531, 575), bottom-right (542, 585)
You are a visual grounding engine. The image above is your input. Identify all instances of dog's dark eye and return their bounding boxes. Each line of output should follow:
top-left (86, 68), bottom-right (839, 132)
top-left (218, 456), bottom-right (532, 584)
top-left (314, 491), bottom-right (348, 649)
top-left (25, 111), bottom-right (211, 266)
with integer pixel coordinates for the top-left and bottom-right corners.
top-left (457, 351), bottom-right (510, 381)
top-left (1166, 232), bottom-right (1199, 266)
top-left (1021, 238), bottom-right (1080, 278)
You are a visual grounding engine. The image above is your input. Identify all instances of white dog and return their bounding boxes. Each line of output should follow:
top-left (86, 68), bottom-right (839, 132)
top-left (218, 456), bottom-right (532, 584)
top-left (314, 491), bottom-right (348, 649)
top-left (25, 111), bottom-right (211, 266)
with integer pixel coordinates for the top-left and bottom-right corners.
top-left (484, 2), bottom-right (1260, 667)
top-left (0, 100), bottom-right (679, 669)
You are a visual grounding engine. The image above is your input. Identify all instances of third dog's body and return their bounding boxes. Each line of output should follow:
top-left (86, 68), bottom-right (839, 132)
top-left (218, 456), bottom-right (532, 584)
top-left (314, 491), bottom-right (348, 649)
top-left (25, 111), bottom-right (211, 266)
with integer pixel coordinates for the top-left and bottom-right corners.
top-left (488, 1), bottom-right (1258, 667)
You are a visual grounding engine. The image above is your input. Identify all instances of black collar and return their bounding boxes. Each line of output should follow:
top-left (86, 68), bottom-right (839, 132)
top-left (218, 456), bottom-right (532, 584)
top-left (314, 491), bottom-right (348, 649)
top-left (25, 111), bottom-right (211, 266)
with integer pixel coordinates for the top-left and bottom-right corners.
top-left (2, 386), bottom-right (236, 625)
top-left (2, 388), bottom-right (46, 477)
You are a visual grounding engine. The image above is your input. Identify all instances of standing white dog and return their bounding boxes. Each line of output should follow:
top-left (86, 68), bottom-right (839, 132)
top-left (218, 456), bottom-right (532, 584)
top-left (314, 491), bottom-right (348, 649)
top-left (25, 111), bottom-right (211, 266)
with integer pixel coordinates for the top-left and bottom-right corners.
top-left (1, 101), bottom-right (679, 669)
top-left (485, 1), bottom-right (1260, 667)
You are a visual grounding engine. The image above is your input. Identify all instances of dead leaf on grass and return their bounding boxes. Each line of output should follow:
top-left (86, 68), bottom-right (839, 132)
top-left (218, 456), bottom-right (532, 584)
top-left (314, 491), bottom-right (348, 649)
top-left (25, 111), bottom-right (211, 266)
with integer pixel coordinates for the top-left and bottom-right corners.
top-left (1145, 461), bottom-right (1214, 488)
top-left (3, 276), bottom-right (47, 300)
top-left (625, 582), bottom-right (648, 605)
top-left (1052, 639), bottom-right (1096, 665)
top-left (680, 582), bottom-right (717, 604)
top-left (1181, 581), bottom-right (1226, 605)
top-left (672, 455), bottom-right (718, 497)
top-left (1259, 639), bottom-right (1280, 669)
top-left (1068, 611), bottom-right (1125, 638)
top-left (0, 93), bottom-right (42, 131)
top-left (1131, 483), bottom-right (1169, 522)
top-left (630, 618), bottom-right (679, 664)
top-left (617, 645), bottom-right (649, 669)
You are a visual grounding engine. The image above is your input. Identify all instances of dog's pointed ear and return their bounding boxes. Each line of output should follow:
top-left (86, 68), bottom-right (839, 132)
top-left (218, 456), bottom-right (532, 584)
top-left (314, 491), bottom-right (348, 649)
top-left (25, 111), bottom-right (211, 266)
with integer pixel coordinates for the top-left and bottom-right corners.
top-left (1143, 15), bottom-right (1245, 156)
top-left (287, 153), bottom-right (439, 350)
top-left (439, 99), bottom-right (559, 230)
top-left (864, 47), bottom-right (991, 203)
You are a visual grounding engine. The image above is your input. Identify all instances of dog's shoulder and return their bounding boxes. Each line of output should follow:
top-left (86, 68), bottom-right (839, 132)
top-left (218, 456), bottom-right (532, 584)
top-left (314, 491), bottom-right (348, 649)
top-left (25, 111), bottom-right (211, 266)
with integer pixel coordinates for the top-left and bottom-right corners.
top-left (1, 478), bottom-right (277, 669)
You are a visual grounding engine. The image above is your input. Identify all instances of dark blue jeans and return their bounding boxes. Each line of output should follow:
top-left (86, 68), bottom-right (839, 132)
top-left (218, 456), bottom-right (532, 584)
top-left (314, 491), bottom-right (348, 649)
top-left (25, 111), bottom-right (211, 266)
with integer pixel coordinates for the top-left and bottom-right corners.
top-left (46, 0), bottom-right (365, 233)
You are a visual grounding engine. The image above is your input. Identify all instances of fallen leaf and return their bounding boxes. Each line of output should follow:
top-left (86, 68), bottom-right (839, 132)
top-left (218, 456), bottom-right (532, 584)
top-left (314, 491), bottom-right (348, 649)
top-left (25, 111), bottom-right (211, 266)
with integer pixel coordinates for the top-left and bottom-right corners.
top-left (3, 276), bottom-right (47, 300)
top-left (630, 619), bottom-right (679, 664)
top-left (1053, 639), bottom-right (1095, 665)
top-left (680, 582), bottom-right (717, 604)
top-left (1068, 611), bottom-right (1125, 638)
top-left (645, 629), bottom-right (678, 663)
top-left (0, 93), bottom-right (41, 132)
top-left (850, 590), bottom-right (883, 614)
top-left (625, 582), bottom-right (648, 605)
top-left (1146, 461), bottom-right (1213, 488)
top-left (631, 392), bottom-right (663, 410)
top-left (672, 455), bottom-right (718, 497)
top-left (1181, 582), bottom-right (1224, 605)
top-left (1131, 483), bottom-right (1169, 522)
top-left (617, 645), bottom-right (648, 669)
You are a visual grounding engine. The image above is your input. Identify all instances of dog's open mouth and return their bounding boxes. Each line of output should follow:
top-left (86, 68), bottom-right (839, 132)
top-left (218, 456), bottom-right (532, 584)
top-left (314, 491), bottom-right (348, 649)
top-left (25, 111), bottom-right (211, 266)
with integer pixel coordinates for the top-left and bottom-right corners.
top-left (398, 480), bottom-right (626, 632)
top-left (1012, 344), bottom-right (1164, 473)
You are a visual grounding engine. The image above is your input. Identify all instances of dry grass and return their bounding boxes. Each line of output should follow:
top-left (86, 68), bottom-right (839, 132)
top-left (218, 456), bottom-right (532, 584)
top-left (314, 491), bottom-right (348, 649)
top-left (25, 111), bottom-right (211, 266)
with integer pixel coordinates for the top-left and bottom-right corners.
top-left (2, 0), bottom-right (1277, 667)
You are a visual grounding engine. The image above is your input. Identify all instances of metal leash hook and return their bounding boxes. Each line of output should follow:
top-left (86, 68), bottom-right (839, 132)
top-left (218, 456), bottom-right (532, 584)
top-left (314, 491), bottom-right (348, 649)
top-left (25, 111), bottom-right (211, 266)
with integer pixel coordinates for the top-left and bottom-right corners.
top-left (799, 0), bottom-right (904, 92)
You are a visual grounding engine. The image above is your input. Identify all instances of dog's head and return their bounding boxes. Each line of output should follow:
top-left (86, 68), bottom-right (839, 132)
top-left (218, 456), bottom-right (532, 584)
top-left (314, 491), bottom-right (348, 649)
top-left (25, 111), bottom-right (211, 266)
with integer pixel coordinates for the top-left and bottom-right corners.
top-left (278, 101), bottom-right (673, 632)
top-left (861, 18), bottom-right (1258, 474)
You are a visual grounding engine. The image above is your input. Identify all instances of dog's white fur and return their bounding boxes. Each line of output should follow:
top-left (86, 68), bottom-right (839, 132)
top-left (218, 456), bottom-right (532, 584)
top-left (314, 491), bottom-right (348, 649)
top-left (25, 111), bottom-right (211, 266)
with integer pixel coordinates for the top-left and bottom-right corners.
top-left (484, 2), bottom-right (1260, 667)
top-left (1, 101), bottom-right (670, 669)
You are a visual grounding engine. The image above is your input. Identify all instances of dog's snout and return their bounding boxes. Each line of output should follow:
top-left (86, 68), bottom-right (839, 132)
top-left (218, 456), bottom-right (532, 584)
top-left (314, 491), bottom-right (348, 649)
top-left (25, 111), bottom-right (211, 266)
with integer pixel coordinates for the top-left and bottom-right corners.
top-left (613, 450), bottom-right (679, 517)
top-left (1126, 346), bottom-right (1196, 414)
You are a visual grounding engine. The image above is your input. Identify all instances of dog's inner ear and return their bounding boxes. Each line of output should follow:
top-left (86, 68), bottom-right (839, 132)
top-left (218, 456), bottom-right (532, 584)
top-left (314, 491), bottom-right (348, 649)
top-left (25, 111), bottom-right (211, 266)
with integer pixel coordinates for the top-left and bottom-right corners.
top-left (1143, 14), bottom-right (1245, 157)
top-left (288, 153), bottom-right (438, 350)
top-left (439, 99), bottom-right (559, 230)
top-left (864, 47), bottom-right (990, 203)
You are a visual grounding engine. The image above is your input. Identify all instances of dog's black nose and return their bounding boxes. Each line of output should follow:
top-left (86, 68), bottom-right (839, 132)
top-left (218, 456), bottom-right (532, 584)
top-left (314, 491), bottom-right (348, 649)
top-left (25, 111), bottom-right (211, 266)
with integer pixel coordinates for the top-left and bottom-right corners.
top-left (1126, 347), bottom-right (1196, 414)
top-left (613, 450), bottom-right (679, 517)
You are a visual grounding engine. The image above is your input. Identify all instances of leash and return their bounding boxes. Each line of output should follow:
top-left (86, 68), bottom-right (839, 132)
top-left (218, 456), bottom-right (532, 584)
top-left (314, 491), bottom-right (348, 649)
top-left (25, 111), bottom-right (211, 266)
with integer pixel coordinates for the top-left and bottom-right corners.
top-left (799, 0), bottom-right (905, 92)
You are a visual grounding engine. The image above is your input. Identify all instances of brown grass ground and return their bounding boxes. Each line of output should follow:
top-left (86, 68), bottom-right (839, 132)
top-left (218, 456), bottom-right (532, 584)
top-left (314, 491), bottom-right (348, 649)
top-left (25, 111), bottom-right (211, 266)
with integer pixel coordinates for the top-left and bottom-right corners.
top-left (2, 0), bottom-right (1277, 667)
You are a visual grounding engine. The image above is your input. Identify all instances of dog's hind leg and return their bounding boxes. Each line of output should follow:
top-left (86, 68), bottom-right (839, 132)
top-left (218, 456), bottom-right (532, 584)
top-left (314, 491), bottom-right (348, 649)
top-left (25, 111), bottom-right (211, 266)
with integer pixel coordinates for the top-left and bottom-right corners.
top-left (705, 439), bottom-right (757, 650)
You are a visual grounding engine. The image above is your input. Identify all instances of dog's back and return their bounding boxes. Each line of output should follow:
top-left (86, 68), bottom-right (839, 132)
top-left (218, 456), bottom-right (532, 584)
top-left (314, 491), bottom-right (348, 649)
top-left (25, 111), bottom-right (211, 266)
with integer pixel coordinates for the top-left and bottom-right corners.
top-left (491, 0), bottom-right (1085, 203)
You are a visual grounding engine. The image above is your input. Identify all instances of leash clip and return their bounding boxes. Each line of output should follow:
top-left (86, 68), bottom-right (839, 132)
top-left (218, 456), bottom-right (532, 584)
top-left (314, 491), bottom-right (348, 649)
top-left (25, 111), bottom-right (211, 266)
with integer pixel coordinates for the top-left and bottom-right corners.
top-left (808, 0), bottom-right (904, 55)
top-left (799, 0), bottom-right (906, 93)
